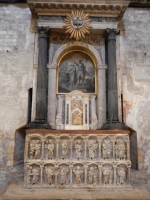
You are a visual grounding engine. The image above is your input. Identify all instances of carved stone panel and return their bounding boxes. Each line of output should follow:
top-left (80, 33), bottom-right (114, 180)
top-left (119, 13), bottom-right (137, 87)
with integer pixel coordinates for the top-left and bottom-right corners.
top-left (24, 132), bottom-right (131, 189)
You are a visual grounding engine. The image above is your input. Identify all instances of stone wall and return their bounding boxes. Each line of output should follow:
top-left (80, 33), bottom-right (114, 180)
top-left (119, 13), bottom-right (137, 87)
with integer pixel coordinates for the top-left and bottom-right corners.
top-left (120, 8), bottom-right (150, 182)
top-left (0, 3), bottom-right (34, 188)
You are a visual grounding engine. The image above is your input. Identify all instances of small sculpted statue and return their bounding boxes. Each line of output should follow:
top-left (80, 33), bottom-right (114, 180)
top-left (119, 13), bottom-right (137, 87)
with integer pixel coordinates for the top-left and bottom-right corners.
top-left (30, 140), bottom-right (41, 159)
top-left (62, 140), bottom-right (69, 159)
top-left (117, 167), bottom-right (126, 185)
top-left (47, 140), bottom-right (54, 160)
top-left (93, 167), bottom-right (98, 186)
top-left (45, 166), bottom-right (54, 185)
top-left (59, 167), bottom-right (69, 185)
top-left (26, 165), bottom-right (32, 185)
top-left (102, 140), bottom-right (111, 160)
top-left (103, 168), bottom-right (112, 185)
top-left (74, 140), bottom-right (83, 160)
top-left (73, 166), bottom-right (83, 185)
top-left (32, 168), bottom-right (40, 185)
top-left (30, 142), bottom-right (35, 159)
top-left (88, 140), bottom-right (98, 160)
top-left (115, 140), bottom-right (126, 160)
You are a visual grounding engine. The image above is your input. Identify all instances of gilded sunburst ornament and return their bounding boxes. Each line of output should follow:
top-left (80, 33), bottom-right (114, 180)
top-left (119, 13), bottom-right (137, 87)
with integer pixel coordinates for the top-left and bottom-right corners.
top-left (64, 10), bottom-right (90, 40)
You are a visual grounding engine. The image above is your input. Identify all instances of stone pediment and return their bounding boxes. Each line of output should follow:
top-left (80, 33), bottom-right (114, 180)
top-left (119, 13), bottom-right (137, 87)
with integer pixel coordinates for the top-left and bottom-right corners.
top-left (27, 0), bottom-right (130, 20)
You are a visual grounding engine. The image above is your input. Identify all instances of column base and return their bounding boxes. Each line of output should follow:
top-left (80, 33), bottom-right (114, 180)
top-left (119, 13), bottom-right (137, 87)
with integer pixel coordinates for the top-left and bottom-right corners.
top-left (28, 120), bottom-right (51, 129)
top-left (101, 120), bottom-right (129, 130)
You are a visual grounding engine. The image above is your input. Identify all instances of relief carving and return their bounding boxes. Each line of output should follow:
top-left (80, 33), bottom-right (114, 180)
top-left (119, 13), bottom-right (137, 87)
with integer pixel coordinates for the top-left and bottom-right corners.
top-left (88, 140), bottom-right (98, 160)
top-left (117, 167), bottom-right (126, 185)
top-left (30, 140), bottom-right (41, 159)
top-left (45, 166), bottom-right (54, 185)
top-left (73, 166), bottom-right (84, 185)
top-left (59, 167), bottom-right (69, 185)
top-left (115, 139), bottom-right (126, 160)
top-left (88, 166), bottom-right (98, 186)
top-left (103, 167), bottom-right (113, 185)
top-left (61, 140), bottom-right (69, 159)
top-left (102, 139), bottom-right (112, 160)
top-left (25, 133), bottom-right (131, 189)
top-left (74, 140), bottom-right (83, 160)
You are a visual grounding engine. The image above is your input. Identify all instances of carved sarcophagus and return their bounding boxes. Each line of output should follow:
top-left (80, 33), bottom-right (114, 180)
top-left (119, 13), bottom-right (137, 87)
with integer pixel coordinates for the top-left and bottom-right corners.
top-left (24, 130), bottom-right (131, 189)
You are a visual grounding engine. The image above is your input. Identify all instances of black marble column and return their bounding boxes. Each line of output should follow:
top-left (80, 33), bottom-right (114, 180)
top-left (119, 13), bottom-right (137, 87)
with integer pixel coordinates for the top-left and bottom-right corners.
top-left (102, 28), bottom-right (128, 130)
top-left (29, 26), bottom-right (51, 129)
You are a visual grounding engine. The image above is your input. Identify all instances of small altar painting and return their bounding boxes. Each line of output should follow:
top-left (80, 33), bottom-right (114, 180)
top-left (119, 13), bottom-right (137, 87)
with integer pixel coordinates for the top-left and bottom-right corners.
top-left (58, 52), bottom-right (95, 93)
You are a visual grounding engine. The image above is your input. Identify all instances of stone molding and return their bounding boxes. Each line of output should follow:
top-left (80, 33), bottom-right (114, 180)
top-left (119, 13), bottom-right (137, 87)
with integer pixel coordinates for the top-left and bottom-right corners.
top-left (27, 0), bottom-right (130, 20)
top-left (37, 20), bottom-right (118, 30)
top-left (51, 41), bottom-right (103, 68)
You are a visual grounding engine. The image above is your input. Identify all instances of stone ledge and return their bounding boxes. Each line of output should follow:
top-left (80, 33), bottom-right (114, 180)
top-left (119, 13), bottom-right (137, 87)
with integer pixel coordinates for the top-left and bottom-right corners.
top-left (1, 178), bottom-right (150, 200)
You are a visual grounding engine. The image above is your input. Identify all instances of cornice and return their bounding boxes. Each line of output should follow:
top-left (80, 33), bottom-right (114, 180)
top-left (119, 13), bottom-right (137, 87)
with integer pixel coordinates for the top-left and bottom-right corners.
top-left (27, 0), bottom-right (130, 20)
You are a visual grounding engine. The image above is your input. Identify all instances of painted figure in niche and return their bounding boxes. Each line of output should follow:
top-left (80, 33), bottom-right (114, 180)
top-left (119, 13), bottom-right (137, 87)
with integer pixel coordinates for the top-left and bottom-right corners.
top-left (117, 167), bottom-right (126, 185)
top-left (32, 168), bottom-right (40, 185)
top-left (103, 168), bottom-right (112, 185)
top-left (88, 140), bottom-right (98, 160)
top-left (115, 139), bottom-right (126, 160)
top-left (45, 166), bottom-right (54, 185)
top-left (26, 165), bottom-right (32, 185)
top-left (74, 60), bottom-right (86, 86)
top-left (102, 140), bottom-right (111, 160)
top-left (62, 140), bottom-right (69, 159)
top-left (73, 166), bottom-right (84, 185)
top-left (59, 167), bottom-right (69, 185)
top-left (74, 140), bottom-right (83, 160)
top-left (72, 111), bottom-right (83, 125)
top-left (47, 140), bottom-right (54, 160)
top-left (67, 62), bottom-right (76, 89)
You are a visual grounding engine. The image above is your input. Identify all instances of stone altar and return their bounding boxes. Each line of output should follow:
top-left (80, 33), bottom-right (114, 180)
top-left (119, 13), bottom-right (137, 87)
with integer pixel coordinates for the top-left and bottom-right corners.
top-left (24, 130), bottom-right (131, 189)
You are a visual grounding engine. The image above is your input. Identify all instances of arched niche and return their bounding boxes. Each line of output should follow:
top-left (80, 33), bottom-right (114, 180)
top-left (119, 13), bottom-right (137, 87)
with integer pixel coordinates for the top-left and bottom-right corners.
top-left (48, 41), bottom-right (106, 129)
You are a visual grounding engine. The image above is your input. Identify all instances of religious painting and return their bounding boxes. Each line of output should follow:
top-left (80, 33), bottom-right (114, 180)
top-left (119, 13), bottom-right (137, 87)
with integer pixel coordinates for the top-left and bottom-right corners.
top-left (58, 51), bottom-right (95, 93)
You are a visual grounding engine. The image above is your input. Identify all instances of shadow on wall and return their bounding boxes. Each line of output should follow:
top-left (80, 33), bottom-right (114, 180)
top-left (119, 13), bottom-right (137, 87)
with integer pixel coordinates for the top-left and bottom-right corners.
top-left (14, 127), bottom-right (26, 166)
top-left (130, 128), bottom-right (138, 170)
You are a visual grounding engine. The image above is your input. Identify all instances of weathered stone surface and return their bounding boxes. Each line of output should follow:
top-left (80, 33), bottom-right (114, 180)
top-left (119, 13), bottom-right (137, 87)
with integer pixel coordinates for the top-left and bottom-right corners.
top-left (0, 4), bottom-right (34, 189)
top-left (120, 8), bottom-right (150, 181)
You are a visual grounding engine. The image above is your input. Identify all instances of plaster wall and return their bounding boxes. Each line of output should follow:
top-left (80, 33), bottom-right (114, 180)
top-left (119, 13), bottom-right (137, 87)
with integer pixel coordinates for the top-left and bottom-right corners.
top-left (0, 4), bottom-right (34, 189)
top-left (120, 8), bottom-right (150, 182)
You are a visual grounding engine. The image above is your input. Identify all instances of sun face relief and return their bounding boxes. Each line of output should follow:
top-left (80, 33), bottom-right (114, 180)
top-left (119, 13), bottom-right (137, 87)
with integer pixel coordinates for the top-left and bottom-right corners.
top-left (65, 10), bottom-right (90, 40)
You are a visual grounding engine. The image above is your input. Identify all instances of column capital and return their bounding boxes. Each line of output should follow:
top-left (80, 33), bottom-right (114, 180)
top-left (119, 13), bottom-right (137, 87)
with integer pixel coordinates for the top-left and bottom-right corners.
top-left (106, 28), bottom-right (120, 41)
top-left (36, 26), bottom-right (50, 39)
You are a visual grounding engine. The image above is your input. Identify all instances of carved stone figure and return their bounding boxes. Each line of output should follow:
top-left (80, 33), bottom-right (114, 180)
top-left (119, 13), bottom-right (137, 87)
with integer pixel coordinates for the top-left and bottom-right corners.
top-left (62, 140), bottom-right (69, 159)
top-left (30, 140), bottom-right (41, 159)
top-left (93, 167), bottom-right (98, 186)
top-left (115, 140), bottom-right (126, 160)
top-left (73, 166), bottom-right (83, 185)
top-left (32, 168), bottom-right (39, 185)
top-left (117, 167), bottom-right (126, 185)
top-left (102, 140), bottom-right (111, 159)
top-left (47, 140), bottom-right (54, 159)
top-left (88, 140), bottom-right (97, 160)
top-left (26, 165), bottom-right (32, 185)
top-left (59, 167), bottom-right (69, 185)
top-left (30, 142), bottom-right (35, 159)
top-left (103, 168), bottom-right (112, 185)
top-left (74, 140), bottom-right (83, 160)
top-left (45, 166), bottom-right (54, 185)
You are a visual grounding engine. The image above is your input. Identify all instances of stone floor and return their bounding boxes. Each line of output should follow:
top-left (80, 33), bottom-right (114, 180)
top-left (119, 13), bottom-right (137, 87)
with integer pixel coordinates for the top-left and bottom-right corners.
top-left (1, 178), bottom-right (150, 200)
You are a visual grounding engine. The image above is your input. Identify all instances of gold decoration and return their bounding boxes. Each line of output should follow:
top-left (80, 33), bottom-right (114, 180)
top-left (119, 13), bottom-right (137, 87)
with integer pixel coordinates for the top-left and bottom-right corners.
top-left (64, 10), bottom-right (90, 40)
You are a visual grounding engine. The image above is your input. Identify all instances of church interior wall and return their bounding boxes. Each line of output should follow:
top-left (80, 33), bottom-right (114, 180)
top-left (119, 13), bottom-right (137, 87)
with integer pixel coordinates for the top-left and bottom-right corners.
top-left (0, 3), bottom-right (150, 189)
top-left (0, 4), bottom-right (35, 189)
